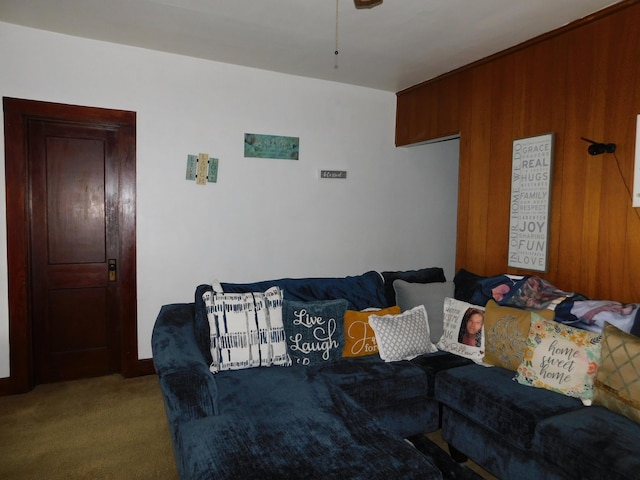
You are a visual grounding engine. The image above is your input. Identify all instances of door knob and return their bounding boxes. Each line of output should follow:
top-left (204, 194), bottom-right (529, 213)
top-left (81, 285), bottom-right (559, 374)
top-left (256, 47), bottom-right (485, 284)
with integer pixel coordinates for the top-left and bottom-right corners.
top-left (108, 259), bottom-right (117, 282)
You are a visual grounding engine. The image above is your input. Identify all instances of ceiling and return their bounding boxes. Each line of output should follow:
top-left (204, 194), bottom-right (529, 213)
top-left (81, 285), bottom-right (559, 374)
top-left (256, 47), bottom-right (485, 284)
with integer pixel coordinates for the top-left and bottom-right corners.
top-left (0, 0), bottom-right (622, 92)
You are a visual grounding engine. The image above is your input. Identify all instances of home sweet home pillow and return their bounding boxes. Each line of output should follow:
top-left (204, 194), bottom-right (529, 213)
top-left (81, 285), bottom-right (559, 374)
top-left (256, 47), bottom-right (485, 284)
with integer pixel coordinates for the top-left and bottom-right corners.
top-left (436, 298), bottom-right (486, 362)
top-left (515, 315), bottom-right (602, 403)
top-left (203, 286), bottom-right (291, 373)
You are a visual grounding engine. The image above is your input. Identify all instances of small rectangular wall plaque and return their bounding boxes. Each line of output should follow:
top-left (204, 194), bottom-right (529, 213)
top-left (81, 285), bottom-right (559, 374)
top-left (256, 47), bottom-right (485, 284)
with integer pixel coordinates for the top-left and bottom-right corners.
top-left (319, 170), bottom-right (347, 179)
top-left (207, 157), bottom-right (219, 183)
top-left (186, 154), bottom-right (198, 180)
top-left (196, 153), bottom-right (209, 185)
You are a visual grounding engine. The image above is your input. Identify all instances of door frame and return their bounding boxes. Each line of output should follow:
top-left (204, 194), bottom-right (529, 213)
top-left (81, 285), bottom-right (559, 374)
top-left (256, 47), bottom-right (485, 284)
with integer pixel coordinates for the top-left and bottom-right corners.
top-left (2, 97), bottom-right (141, 394)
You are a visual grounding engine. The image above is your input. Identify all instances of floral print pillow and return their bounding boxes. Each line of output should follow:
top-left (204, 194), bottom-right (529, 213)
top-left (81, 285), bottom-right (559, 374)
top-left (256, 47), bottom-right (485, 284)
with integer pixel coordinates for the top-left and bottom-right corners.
top-left (515, 314), bottom-right (602, 404)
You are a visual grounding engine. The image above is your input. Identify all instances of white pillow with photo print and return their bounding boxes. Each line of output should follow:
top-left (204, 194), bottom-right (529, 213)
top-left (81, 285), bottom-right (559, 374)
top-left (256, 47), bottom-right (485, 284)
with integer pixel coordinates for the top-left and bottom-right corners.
top-left (436, 297), bottom-right (486, 362)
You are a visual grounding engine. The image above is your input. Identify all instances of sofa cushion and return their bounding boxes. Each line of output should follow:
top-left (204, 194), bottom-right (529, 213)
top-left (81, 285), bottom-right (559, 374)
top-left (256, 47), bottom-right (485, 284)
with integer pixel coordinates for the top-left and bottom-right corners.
top-left (435, 364), bottom-right (584, 449)
top-left (317, 356), bottom-right (430, 413)
top-left (393, 279), bottom-right (455, 343)
top-left (369, 305), bottom-right (438, 362)
top-left (201, 365), bottom-right (443, 480)
top-left (176, 402), bottom-right (443, 480)
top-left (515, 316), bottom-right (602, 403)
top-left (532, 406), bottom-right (640, 480)
top-left (283, 299), bottom-right (348, 366)
top-left (342, 306), bottom-right (400, 358)
top-left (409, 351), bottom-right (474, 396)
top-left (593, 322), bottom-right (640, 423)
top-left (220, 270), bottom-right (387, 311)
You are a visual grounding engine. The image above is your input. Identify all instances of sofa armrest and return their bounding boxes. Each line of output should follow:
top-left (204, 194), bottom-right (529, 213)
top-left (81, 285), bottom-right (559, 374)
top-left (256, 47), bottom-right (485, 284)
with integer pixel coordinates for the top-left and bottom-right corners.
top-left (152, 303), bottom-right (206, 372)
top-left (152, 303), bottom-right (218, 424)
top-left (158, 368), bottom-right (218, 424)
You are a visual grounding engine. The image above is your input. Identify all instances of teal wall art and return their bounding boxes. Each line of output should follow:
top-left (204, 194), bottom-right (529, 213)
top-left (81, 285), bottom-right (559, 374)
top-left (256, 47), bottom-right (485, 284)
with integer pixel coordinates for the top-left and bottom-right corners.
top-left (244, 133), bottom-right (299, 160)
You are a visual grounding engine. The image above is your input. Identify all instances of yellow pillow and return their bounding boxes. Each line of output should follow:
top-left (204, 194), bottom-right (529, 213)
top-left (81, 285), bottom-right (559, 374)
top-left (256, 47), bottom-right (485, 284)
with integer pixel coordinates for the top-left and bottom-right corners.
top-left (483, 300), bottom-right (554, 371)
top-left (342, 306), bottom-right (401, 357)
top-left (594, 323), bottom-right (640, 424)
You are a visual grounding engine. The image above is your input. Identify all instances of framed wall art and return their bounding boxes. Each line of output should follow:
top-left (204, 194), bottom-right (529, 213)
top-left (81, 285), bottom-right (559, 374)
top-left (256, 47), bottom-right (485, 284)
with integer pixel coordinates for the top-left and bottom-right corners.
top-left (507, 133), bottom-right (554, 272)
top-left (244, 133), bottom-right (299, 160)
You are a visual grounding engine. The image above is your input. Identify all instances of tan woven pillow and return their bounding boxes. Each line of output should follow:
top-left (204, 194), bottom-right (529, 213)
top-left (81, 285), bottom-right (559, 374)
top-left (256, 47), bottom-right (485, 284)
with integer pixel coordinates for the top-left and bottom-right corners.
top-left (483, 300), bottom-right (554, 371)
top-left (594, 322), bottom-right (640, 424)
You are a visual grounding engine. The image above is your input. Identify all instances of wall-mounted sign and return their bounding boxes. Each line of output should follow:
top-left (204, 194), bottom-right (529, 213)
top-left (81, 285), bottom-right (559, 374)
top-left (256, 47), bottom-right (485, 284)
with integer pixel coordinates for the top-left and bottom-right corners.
top-left (244, 133), bottom-right (299, 160)
top-left (186, 153), bottom-right (218, 184)
top-left (319, 170), bottom-right (347, 179)
top-left (507, 133), bottom-right (554, 272)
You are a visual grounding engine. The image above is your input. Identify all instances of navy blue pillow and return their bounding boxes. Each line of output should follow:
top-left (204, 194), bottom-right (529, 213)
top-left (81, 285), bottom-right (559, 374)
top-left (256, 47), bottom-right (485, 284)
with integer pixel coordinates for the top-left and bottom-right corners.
top-left (453, 269), bottom-right (487, 303)
top-left (282, 299), bottom-right (348, 366)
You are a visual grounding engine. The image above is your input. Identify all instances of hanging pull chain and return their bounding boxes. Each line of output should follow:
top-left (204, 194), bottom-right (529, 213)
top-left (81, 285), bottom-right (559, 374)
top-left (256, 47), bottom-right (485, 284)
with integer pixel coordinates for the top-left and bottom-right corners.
top-left (335, 0), bottom-right (339, 69)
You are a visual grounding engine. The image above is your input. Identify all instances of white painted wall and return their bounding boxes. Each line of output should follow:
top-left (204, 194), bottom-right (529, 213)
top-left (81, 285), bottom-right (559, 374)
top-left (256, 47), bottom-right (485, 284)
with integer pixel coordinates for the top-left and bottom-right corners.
top-left (0, 22), bottom-right (459, 378)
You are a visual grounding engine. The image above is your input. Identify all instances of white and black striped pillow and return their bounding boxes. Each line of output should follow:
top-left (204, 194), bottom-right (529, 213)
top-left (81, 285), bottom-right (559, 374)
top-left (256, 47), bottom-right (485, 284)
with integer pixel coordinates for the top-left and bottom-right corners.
top-left (203, 286), bottom-right (291, 373)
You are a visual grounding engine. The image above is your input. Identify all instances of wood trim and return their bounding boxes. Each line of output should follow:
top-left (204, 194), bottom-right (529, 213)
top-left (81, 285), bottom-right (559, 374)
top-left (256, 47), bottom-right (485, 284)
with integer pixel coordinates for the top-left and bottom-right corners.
top-left (397, 0), bottom-right (640, 96)
top-left (3, 100), bottom-right (30, 394)
top-left (395, 1), bottom-right (640, 302)
top-left (2, 97), bottom-right (138, 394)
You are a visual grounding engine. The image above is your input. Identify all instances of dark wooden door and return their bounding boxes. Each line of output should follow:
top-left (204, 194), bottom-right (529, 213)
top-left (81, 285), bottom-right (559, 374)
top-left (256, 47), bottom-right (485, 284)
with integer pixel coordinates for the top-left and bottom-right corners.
top-left (3, 98), bottom-right (138, 394)
top-left (28, 120), bottom-right (121, 383)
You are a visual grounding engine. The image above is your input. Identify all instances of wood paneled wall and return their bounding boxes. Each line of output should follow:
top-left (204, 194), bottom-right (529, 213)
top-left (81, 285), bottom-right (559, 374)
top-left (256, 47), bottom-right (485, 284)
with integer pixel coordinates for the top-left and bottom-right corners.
top-left (396, 0), bottom-right (640, 303)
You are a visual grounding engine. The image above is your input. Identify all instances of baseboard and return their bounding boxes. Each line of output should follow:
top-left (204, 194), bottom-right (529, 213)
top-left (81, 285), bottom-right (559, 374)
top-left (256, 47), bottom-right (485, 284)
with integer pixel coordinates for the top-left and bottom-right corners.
top-left (135, 358), bottom-right (156, 376)
top-left (0, 376), bottom-right (11, 396)
top-left (0, 359), bottom-right (156, 396)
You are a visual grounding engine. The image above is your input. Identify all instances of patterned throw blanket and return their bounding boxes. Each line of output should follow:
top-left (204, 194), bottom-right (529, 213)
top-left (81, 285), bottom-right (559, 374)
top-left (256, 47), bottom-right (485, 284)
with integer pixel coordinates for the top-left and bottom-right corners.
top-left (469, 274), bottom-right (640, 336)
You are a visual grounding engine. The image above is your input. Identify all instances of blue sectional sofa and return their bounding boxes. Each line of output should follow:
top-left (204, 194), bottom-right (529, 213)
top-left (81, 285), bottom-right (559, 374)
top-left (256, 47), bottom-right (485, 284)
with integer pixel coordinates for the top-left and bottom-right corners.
top-left (152, 268), bottom-right (640, 479)
top-left (436, 365), bottom-right (640, 480)
top-left (438, 269), bottom-right (640, 480)
top-left (152, 269), bottom-right (474, 480)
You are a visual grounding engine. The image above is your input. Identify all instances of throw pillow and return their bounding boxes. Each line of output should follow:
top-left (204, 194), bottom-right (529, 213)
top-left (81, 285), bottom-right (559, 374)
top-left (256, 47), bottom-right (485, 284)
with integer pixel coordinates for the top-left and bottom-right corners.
top-left (342, 306), bottom-right (401, 358)
top-left (483, 300), bottom-right (555, 371)
top-left (515, 315), bottom-right (602, 403)
top-left (202, 286), bottom-right (291, 374)
top-left (368, 305), bottom-right (438, 362)
top-left (381, 267), bottom-right (446, 307)
top-left (393, 279), bottom-right (454, 343)
top-left (593, 322), bottom-right (640, 424)
top-left (452, 268), bottom-right (487, 303)
top-left (282, 299), bottom-right (348, 366)
top-left (436, 298), bottom-right (486, 362)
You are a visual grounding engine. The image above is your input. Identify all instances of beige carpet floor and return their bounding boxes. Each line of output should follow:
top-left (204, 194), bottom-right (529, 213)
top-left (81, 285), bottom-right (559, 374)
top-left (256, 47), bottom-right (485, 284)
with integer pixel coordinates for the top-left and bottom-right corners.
top-left (0, 374), bottom-right (178, 480)
top-left (0, 373), bottom-right (497, 480)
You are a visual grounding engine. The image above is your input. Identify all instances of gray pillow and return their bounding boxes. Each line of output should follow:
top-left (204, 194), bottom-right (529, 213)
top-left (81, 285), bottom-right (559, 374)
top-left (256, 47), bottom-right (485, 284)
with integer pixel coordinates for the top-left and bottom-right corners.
top-left (393, 279), bottom-right (455, 343)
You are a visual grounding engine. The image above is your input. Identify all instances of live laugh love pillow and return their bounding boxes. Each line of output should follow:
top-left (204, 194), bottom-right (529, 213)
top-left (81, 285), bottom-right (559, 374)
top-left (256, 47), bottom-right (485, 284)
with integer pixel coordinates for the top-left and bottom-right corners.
top-left (283, 299), bottom-right (348, 366)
